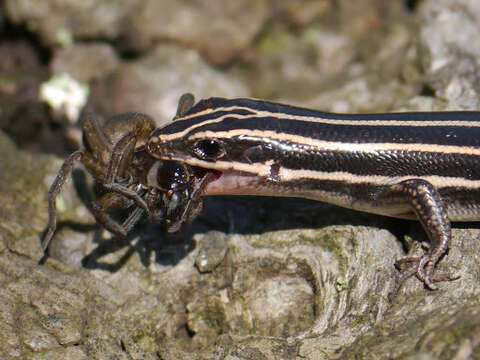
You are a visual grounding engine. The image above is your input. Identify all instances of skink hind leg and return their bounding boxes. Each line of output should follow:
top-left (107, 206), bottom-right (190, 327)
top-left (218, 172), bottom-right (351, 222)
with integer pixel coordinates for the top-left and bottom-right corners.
top-left (377, 179), bottom-right (460, 290)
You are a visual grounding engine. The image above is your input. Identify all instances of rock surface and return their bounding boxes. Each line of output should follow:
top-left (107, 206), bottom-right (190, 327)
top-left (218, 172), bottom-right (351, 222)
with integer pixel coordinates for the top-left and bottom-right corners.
top-left (1, 0), bottom-right (480, 359)
top-left (90, 44), bottom-right (248, 126)
top-left (4, 0), bottom-right (136, 45)
top-left (123, 0), bottom-right (269, 64)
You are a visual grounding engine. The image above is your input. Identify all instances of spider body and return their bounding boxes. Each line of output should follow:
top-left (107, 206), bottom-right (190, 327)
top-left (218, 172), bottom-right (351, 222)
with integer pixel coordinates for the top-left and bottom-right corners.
top-left (43, 94), bottom-right (208, 252)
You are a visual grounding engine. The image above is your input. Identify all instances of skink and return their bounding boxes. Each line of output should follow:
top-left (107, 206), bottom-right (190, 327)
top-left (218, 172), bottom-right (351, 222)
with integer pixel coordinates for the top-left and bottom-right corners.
top-left (146, 96), bottom-right (480, 289)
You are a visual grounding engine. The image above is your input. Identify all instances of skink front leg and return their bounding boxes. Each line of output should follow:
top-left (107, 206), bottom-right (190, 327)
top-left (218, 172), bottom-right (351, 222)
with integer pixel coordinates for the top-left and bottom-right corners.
top-left (376, 179), bottom-right (460, 290)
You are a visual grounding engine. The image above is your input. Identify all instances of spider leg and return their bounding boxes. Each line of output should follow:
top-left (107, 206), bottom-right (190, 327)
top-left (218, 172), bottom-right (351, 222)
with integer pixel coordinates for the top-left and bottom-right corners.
top-left (174, 93), bottom-right (195, 119)
top-left (43, 150), bottom-right (84, 251)
top-left (80, 112), bottom-right (111, 165)
top-left (101, 132), bottom-right (150, 213)
top-left (92, 192), bottom-right (138, 236)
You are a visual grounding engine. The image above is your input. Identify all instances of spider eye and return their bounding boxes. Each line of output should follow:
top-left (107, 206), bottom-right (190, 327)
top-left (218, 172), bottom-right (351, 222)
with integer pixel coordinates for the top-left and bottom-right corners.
top-left (192, 139), bottom-right (225, 160)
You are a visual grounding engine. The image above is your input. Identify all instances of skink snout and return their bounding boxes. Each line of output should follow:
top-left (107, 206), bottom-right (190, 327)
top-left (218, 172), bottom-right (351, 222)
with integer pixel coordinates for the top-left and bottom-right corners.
top-left (147, 134), bottom-right (185, 160)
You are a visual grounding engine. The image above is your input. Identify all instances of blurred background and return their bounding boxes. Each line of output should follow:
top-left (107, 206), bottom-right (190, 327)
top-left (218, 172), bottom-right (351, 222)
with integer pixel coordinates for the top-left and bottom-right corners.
top-left (2, 1), bottom-right (480, 358)
top-left (1, 0), bottom-right (454, 157)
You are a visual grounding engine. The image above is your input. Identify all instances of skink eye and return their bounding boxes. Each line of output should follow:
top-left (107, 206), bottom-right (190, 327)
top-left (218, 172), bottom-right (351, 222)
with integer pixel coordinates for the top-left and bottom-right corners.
top-left (192, 139), bottom-right (225, 161)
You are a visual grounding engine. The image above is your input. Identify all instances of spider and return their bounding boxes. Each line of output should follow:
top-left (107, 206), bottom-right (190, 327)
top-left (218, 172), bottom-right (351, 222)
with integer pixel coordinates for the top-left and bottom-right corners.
top-left (43, 94), bottom-right (211, 252)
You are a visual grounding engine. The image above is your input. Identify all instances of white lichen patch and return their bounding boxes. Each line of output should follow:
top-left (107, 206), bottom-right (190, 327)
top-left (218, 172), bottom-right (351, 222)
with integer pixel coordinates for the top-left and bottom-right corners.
top-left (40, 73), bottom-right (89, 122)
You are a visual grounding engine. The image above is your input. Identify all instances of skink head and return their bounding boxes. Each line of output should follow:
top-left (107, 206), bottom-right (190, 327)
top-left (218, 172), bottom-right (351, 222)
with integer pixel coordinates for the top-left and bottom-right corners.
top-left (146, 95), bottom-right (230, 163)
top-left (146, 95), bottom-right (266, 172)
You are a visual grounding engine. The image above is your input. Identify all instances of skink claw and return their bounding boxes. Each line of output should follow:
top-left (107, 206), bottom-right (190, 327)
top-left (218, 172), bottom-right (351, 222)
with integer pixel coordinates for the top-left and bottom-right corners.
top-left (394, 254), bottom-right (460, 292)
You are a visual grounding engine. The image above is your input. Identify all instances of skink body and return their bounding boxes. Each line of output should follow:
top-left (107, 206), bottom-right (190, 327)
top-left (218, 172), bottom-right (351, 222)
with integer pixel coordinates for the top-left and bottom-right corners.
top-left (147, 96), bottom-right (480, 289)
